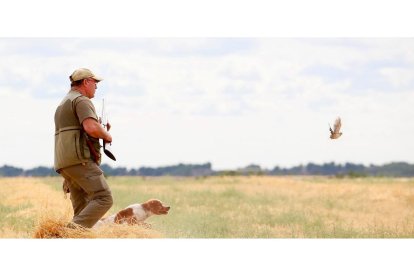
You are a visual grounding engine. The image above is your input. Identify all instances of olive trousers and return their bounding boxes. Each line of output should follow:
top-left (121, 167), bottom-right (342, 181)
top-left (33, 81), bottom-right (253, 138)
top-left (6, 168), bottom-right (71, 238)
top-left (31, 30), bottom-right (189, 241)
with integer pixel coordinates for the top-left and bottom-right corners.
top-left (59, 162), bottom-right (113, 228)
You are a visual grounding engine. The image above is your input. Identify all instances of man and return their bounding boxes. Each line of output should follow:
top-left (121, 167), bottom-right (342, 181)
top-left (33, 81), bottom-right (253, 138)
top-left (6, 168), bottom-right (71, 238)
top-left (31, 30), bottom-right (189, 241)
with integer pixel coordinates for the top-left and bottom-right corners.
top-left (54, 68), bottom-right (113, 228)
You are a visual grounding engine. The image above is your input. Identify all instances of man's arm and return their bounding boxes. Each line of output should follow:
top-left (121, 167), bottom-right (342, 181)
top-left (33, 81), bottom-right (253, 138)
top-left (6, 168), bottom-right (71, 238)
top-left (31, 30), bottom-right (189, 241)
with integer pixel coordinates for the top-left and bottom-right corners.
top-left (82, 118), bottom-right (112, 143)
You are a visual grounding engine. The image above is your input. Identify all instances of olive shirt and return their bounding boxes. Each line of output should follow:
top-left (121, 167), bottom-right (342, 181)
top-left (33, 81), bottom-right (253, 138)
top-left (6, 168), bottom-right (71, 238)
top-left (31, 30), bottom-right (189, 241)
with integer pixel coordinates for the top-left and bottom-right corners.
top-left (54, 90), bottom-right (101, 171)
top-left (76, 98), bottom-right (98, 125)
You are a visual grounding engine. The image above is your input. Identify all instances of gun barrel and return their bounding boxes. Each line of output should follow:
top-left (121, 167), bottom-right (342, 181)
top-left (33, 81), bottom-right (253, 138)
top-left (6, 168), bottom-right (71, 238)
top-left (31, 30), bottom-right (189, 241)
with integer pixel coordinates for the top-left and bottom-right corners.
top-left (101, 97), bottom-right (116, 161)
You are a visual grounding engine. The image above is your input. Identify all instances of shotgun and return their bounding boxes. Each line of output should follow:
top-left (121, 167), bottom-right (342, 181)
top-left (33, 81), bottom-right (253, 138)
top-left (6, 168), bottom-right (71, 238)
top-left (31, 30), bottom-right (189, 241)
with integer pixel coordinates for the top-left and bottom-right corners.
top-left (101, 98), bottom-right (116, 161)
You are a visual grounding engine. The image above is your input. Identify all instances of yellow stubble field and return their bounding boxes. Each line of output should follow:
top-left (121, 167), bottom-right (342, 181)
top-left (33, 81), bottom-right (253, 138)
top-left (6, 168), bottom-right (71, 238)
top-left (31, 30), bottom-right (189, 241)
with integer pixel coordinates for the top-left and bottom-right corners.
top-left (1, 176), bottom-right (414, 238)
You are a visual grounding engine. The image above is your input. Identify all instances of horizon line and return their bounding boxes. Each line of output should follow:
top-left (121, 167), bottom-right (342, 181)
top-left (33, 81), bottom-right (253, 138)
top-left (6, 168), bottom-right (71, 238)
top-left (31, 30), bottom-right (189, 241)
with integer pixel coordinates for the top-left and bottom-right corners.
top-left (1, 160), bottom-right (413, 171)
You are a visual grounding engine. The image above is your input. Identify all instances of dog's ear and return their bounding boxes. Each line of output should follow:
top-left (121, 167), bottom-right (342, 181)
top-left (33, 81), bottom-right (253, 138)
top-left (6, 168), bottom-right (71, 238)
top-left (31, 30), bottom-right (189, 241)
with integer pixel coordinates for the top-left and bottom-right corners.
top-left (142, 199), bottom-right (160, 212)
top-left (114, 207), bottom-right (134, 223)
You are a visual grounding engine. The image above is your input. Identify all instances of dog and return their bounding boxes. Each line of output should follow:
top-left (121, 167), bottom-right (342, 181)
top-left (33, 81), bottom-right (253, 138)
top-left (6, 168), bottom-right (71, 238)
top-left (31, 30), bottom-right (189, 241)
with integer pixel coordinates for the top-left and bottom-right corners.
top-left (93, 199), bottom-right (170, 228)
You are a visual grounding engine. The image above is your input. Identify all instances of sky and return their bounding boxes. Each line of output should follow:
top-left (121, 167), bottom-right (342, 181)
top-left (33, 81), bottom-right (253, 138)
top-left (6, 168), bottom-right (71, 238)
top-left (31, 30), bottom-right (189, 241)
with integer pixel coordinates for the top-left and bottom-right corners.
top-left (1, 38), bottom-right (414, 170)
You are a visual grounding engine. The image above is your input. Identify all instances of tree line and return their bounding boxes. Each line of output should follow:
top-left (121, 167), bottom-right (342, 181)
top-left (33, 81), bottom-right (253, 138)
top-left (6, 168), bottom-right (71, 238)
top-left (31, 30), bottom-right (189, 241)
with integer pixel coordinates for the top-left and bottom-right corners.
top-left (1, 162), bottom-right (414, 177)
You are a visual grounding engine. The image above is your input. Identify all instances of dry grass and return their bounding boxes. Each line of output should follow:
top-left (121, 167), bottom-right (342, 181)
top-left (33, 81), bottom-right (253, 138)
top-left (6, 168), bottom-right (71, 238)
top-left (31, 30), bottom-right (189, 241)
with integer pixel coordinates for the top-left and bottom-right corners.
top-left (2, 176), bottom-right (414, 238)
top-left (106, 176), bottom-right (414, 238)
top-left (33, 214), bottom-right (162, 239)
top-left (0, 177), bottom-right (71, 238)
top-left (0, 177), bottom-right (163, 238)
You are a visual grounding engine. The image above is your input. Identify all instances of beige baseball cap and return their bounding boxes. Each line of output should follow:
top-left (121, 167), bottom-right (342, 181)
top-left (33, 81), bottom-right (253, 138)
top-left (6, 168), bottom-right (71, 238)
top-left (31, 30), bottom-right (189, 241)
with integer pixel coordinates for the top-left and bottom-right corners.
top-left (69, 68), bottom-right (103, 82)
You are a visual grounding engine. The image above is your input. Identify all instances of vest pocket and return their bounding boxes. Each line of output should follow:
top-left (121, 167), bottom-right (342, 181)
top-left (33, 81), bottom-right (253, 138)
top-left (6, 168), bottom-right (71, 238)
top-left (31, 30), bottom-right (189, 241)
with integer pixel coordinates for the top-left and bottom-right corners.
top-left (74, 132), bottom-right (81, 160)
top-left (55, 130), bottom-right (84, 169)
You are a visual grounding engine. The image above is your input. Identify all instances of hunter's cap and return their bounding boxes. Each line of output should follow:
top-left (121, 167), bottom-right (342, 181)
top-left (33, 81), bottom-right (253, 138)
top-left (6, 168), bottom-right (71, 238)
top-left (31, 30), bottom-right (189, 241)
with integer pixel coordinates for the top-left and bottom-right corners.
top-left (69, 68), bottom-right (103, 82)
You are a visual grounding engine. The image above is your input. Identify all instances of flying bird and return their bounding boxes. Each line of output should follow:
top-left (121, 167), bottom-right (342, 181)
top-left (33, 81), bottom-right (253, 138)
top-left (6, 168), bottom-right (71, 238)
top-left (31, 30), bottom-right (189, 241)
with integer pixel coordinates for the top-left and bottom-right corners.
top-left (329, 117), bottom-right (342, 139)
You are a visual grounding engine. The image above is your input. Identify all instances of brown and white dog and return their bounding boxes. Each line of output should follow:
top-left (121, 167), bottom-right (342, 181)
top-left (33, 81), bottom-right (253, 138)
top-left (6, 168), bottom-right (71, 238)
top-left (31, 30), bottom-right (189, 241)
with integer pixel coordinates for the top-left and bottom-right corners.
top-left (93, 199), bottom-right (170, 228)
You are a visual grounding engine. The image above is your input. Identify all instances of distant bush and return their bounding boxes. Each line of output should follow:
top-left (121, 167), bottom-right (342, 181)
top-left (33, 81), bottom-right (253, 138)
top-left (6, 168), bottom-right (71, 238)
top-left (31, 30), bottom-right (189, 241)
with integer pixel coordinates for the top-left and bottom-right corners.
top-left (335, 171), bottom-right (368, 179)
top-left (1, 161), bottom-right (414, 177)
top-left (218, 171), bottom-right (241, 176)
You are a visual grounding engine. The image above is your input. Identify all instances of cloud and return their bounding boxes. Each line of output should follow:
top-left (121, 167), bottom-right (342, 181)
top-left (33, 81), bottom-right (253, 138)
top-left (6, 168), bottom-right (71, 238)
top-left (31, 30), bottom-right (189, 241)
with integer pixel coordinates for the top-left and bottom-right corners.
top-left (2, 38), bottom-right (414, 169)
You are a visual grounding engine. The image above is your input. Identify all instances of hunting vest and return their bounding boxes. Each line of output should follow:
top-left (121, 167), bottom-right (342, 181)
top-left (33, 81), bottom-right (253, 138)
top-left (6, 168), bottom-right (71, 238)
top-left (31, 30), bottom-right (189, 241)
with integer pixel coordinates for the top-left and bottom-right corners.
top-left (54, 90), bottom-right (101, 171)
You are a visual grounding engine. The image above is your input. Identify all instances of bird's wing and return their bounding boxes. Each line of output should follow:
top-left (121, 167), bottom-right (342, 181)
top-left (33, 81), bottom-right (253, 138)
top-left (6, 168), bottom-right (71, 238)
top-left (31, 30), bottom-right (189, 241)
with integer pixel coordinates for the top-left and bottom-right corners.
top-left (329, 124), bottom-right (333, 134)
top-left (333, 117), bottom-right (341, 133)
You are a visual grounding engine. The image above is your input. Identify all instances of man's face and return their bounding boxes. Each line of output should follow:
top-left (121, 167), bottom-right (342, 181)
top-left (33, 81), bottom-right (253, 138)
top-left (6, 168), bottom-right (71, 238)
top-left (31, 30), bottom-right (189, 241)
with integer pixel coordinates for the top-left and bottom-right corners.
top-left (84, 78), bottom-right (98, 98)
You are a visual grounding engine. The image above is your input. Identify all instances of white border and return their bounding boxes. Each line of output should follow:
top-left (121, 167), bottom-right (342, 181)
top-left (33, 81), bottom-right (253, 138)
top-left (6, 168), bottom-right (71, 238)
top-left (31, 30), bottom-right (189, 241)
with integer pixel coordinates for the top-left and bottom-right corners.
top-left (1, 0), bottom-right (414, 37)
top-left (1, 239), bottom-right (413, 276)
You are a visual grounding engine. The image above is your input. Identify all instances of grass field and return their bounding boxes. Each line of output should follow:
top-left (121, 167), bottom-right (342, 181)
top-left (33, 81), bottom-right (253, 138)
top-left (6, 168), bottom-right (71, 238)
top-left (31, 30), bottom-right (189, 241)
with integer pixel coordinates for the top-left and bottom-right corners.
top-left (1, 176), bottom-right (414, 238)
